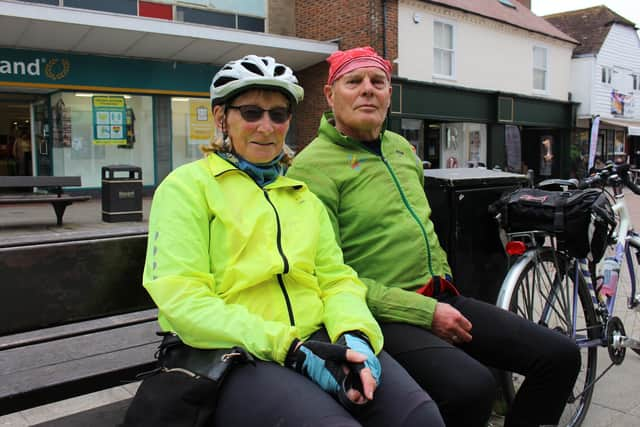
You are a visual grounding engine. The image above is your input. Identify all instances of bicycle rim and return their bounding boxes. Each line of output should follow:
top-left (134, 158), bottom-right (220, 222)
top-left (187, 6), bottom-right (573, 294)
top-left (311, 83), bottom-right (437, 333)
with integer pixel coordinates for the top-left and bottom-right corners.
top-left (613, 241), bottom-right (640, 357)
top-left (501, 248), bottom-right (598, 427)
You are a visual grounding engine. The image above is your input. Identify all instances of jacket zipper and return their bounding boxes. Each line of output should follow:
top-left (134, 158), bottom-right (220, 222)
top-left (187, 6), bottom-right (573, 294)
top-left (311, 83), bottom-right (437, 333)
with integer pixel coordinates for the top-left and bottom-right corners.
top-left (380, 154), bottom-right (435, 277)
top-left (263, 191), bottom-right (295, 326)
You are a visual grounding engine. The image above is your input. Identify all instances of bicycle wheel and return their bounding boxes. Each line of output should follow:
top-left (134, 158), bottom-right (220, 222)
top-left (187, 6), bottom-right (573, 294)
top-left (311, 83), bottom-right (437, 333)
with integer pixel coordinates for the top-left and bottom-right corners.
top-left (498, 247), bottom-right (599, 427)
top-left (616, 238), bottom-right (640, 356)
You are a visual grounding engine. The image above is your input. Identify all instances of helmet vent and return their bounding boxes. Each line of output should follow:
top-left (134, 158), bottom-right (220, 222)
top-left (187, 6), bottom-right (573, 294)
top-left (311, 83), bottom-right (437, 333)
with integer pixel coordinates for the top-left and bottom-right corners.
top-left (214, 76), bottom-right (235, 87)
top-left (274, 65), bottom-right (286, 76)
top-left (242, 62), bottom-right (263, 76)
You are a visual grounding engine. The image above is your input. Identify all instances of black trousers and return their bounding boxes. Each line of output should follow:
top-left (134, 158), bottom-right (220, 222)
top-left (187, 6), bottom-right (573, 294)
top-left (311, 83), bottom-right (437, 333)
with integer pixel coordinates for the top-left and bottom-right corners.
top-left (214, 330), bottom-right (444, 427)
top-left (381, 295), bottom-right (581, 427)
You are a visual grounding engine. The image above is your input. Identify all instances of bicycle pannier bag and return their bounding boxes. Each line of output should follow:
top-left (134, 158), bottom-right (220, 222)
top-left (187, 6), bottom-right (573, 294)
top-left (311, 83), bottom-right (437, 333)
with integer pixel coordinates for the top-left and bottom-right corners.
top-left (491, 188), bottom-right (614, 261)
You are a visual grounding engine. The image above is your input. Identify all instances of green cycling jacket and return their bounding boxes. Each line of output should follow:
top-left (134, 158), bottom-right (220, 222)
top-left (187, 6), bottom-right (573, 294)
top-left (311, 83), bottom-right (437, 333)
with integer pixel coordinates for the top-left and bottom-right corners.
top-left (143, 153), bottom-right (383, 364)
top-left (288, 113), bottom-right (452, 329)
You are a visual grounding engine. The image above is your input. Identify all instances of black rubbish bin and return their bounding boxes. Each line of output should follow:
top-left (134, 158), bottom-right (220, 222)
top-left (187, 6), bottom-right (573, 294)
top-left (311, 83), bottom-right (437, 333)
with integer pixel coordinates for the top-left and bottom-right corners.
top-left (102, 165), bottom-right (143, 222)
top-left (424, 168), bottom-right (528, 304)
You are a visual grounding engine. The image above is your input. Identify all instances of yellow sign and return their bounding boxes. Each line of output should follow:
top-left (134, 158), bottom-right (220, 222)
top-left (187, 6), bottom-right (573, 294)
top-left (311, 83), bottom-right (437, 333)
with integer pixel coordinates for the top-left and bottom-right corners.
top-left (188, 99), bottom-right (213, 145)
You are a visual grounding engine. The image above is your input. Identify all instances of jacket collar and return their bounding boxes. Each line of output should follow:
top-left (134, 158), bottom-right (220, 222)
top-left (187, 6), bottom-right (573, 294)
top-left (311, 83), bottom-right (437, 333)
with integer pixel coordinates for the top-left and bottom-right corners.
top-left (317, 111), bottom-right (387, 151)
top-left (204, 153), bottom-right (306, 190)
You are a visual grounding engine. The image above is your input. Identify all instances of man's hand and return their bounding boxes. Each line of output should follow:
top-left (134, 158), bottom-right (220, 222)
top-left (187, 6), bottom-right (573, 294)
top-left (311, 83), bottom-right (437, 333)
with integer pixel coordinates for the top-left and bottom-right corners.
top-left (431, 302), bottom-right (472, 344)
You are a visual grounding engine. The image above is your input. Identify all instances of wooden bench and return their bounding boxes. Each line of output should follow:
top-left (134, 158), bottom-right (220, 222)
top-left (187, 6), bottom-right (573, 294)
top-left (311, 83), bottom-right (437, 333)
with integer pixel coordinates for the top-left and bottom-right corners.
top-left (0, 176), bottom-right (91, 226)
top-left (0, 233), bottom-right (159, 417)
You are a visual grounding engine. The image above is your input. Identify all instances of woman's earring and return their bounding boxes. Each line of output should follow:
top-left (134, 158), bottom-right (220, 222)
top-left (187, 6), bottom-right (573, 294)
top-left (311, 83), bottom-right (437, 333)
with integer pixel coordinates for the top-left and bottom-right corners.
top-left (222, 135), bottom-right (231, 151)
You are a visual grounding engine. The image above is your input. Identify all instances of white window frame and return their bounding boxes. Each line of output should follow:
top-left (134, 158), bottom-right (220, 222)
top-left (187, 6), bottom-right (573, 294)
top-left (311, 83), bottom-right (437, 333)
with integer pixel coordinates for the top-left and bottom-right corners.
top-left (602, 66), bottom-right (612, 84)
top-left (532, 45), bottom-right (548, 93)
top-left (433, 19), bottom-right (456, 80)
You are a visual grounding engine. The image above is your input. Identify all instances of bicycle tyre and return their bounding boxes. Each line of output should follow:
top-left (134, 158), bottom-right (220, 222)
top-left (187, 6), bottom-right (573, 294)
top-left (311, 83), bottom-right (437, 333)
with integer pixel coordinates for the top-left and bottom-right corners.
top-left (497, 247), bottom-right (599, 427)
top-left (621, 237), bottom-right (640, 357)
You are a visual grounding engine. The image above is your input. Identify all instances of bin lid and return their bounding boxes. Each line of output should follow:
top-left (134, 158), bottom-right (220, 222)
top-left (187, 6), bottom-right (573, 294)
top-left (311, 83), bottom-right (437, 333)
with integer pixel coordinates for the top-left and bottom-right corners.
top-left (102, 165), bottom-right (142, 172)
top-left (424, 168), bottom-right (527, 187)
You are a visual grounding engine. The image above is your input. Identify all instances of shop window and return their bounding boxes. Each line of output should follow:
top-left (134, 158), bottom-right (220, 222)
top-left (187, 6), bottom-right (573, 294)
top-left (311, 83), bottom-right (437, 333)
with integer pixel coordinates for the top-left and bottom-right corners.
top-left (601, 66), bottom-right (612, 84)
top-left (171, 97), bottom-right (214, 169)
top-left (238, 15), bottom-right (265, 32)
top-left (176, 6), bottom-right (235, 28)
top-left (433, 21), bottom-right (455, 78)
top-left (533, 46), bottom-right (547, 91)
top-left (50, 92), bottom-right (154, 188)
top-left (139, 1), bottom-right (173, 20)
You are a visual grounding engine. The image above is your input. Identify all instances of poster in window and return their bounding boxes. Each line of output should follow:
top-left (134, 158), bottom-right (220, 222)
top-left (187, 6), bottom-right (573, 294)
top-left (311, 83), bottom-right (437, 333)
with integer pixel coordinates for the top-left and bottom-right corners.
top-left (468, 131), bottom-right (481, 163)
top-left (92, 96), bottom-right (127, 145)
top-left (539, 135), bottom-right (554, 176)
top-left (505, 125), bottom-right (521, 172)
top-left (188, 99), bottom-right (214, 145)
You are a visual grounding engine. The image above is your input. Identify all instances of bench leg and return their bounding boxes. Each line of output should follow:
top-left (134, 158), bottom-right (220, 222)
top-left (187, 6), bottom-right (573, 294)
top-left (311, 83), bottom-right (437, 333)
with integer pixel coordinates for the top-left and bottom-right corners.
top-left (51, 201), bottom-right (73, 226)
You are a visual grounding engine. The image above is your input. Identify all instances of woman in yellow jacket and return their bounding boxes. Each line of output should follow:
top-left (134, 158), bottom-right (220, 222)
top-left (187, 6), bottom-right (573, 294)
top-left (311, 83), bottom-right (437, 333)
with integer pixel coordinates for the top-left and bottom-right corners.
top-left (125, 55), bottom-right (444, 426)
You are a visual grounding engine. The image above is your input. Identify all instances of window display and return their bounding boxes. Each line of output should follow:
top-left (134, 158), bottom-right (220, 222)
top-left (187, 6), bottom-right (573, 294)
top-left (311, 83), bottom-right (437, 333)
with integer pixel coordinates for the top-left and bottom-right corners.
top-left (50, 92), bottom-right (154, 187)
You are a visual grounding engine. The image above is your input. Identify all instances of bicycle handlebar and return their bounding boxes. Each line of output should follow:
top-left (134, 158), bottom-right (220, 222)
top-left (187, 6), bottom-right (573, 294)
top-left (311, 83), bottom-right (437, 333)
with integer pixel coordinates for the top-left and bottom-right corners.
top-left (577, 162), bottom-right (640, 195)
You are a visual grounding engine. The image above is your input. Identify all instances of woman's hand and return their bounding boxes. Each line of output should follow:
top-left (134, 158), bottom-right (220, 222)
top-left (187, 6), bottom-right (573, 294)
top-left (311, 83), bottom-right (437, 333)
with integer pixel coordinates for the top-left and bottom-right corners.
top-left (285, 339), bottom-right (378, 405)
top-left (338, 332), bottom-right (381, 402)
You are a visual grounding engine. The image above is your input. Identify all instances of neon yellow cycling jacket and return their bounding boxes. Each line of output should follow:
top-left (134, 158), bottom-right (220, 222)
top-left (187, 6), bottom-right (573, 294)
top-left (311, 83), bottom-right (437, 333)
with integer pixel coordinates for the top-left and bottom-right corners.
top-left (143, 154), bottom-right (383, 364)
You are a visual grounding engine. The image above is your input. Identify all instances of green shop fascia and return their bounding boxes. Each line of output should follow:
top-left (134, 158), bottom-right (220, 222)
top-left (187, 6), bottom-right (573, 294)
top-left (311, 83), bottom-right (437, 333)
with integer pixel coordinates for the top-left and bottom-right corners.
top-left (388, 76), bottom-right (578, 179)
top-left (0, 47), bottom-right (217, 189)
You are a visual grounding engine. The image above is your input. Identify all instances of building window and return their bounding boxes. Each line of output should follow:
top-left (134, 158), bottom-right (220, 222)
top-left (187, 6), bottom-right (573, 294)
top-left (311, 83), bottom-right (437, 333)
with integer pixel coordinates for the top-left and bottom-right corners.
top-left (498, 0), bottom-right (516, 8)
top-left (176, 6), bottom-right (235, 28)
top-left (433, 21), bottom-right (455, 78)
top-left (602, 66), bottom-right (612, 84)
top-left (64, 0), bottom-right (137, 15)
top-left (238, 15), bottom-right (265, 32)
top-left (633, 74), bottom-right (639, 91)
top-left (533, 46), bottom-right (547, 91)
top-left (19, 0), bottom-right (60, 5)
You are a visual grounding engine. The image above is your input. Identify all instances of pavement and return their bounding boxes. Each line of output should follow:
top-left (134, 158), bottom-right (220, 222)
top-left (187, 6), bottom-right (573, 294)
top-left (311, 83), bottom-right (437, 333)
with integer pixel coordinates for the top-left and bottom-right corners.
top-left (1, 191), bottom-right (640, 426)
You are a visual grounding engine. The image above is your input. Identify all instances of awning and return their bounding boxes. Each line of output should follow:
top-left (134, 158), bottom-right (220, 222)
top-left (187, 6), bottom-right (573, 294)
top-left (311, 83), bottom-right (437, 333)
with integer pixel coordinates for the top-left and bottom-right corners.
top-left (599, 118), bottom-right (640, 136)
top-left (0, 1), bottom-right (337, 70)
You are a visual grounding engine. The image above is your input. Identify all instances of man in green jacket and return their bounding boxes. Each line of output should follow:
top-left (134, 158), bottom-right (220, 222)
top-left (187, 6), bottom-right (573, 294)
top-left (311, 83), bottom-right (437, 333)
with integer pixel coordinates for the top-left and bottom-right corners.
top-left (288, 46), bottom-right (580, 427)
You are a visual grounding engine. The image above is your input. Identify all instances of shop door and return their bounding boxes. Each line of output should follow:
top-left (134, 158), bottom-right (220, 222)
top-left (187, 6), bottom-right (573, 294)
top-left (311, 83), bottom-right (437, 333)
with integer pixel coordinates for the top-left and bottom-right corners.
top-left (0, 93), bottom-right (48, 177)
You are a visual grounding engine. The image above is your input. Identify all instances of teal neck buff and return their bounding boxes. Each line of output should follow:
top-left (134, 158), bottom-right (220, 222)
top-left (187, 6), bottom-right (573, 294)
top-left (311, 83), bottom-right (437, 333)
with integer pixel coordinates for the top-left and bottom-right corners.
top-left (217, 151), bottom-right (285, 187)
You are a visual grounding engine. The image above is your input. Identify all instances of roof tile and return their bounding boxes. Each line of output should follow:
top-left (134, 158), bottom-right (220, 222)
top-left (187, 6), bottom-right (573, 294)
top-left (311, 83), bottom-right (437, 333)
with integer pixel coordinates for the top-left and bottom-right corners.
top-left (544, 5), bottom-right (637, 56)
top-left (424, 0), bottom-right (577, 44)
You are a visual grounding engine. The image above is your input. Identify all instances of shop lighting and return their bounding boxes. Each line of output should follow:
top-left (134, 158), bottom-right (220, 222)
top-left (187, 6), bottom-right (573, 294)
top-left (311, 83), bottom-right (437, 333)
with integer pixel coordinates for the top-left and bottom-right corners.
top-left (172, 97), bottom-right (190, 102)
top-left (75, 93), bottom-right (131, 99)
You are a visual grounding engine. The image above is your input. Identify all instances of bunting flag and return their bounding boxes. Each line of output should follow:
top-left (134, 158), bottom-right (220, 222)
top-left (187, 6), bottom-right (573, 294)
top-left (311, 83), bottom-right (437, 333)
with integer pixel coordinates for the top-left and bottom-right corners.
top-left (588, 115), bottom-right (600, 171)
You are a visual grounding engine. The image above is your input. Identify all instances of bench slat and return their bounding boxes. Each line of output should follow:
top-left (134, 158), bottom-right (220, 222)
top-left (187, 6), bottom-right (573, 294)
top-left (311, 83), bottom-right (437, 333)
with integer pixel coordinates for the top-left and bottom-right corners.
top-left (0, 195), bottom-right (90, 204)
top-left (0, 309), bottom-right (158, 351)
top-left (0, 321), bottom-right (160, 415)
top-left (0, 176), bottom-right (81, 188)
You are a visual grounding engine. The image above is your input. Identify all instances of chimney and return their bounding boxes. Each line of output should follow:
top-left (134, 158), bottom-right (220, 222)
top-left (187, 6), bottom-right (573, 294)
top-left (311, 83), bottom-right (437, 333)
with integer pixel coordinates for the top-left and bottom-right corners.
top-left (516, 0), bottom-right (531, 9)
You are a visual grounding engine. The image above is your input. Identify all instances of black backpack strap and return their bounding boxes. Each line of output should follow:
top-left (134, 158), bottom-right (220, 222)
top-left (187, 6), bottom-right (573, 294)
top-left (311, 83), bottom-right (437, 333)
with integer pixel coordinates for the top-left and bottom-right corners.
top-left (553, 194), bottom-right (567, 249)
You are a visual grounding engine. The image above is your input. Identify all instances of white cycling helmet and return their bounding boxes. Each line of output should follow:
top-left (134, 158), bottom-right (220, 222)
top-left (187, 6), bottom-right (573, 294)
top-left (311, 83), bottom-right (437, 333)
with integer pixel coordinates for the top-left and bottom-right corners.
top-left (210, 55), bottom-right (304, 106)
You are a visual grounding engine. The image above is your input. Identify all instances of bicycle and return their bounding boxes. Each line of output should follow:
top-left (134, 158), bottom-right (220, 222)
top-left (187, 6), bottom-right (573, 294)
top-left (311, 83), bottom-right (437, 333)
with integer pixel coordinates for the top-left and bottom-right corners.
top-left (492, 162), bottom-right (640, 427)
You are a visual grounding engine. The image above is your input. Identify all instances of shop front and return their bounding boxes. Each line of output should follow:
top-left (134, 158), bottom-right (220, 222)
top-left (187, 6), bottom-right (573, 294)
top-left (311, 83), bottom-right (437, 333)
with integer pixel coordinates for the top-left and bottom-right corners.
top-left (389, 78), bottom-right (576, 181)
top-left (0, 47), bottom-right (218, 191)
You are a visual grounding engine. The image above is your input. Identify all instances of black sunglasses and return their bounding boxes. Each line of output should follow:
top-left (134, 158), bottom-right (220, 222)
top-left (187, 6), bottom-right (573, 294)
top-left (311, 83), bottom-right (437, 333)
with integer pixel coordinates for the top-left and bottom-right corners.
top-left (227, 105), bottom-right (291, 124)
